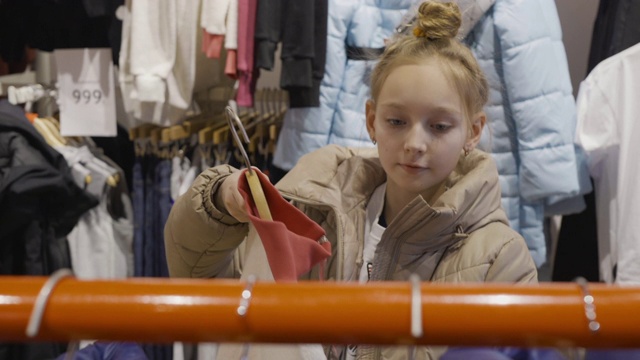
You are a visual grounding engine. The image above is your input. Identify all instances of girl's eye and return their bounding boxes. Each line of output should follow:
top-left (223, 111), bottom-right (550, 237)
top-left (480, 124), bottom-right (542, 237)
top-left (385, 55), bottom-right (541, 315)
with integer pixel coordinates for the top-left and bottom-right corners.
top-left (387, 118), bottom-right (405, 126)
top-left (432, 123), bottom-right (451, 132)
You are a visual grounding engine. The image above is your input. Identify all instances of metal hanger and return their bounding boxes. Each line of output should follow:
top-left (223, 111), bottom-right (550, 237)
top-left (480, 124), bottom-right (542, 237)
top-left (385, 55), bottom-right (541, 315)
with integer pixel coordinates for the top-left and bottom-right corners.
top-left (26, 268), bottom-right (80, 360)
top-left (225, 106), bottom-right (272, 220)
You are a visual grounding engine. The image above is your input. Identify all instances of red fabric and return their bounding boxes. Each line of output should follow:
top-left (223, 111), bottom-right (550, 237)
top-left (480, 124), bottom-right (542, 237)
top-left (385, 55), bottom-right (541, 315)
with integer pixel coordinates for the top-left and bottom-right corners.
top-left (237, 168), bottom-right (331, 282)
top-left (225, 49), bottom-right (237, 79)
top-left (202, 30), bottom-right (224, 58)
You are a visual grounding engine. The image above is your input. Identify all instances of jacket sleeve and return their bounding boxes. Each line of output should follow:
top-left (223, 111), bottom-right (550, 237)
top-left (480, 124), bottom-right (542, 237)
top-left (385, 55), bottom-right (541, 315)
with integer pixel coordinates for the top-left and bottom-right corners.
top-left (494, 0), bottom-right (582, 203)
top-left (164, 165), bottom-right (248, 278)
top-left (254, 0), bottom-right (282, 70)
top-left (485, 236), bottom-right (538, 284)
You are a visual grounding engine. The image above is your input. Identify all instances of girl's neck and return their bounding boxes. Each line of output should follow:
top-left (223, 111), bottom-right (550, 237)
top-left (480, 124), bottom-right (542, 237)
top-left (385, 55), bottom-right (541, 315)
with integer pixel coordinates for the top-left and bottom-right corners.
top-left (383, 182), bottom-right (446, 224)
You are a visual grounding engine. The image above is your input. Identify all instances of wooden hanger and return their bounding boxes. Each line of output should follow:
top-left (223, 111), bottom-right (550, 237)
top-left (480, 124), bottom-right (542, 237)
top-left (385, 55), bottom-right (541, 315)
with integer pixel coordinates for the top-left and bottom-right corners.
top-left (33, 118), bottom-right (65, 147)
top-left (39, 117), bottom-right (68, 146)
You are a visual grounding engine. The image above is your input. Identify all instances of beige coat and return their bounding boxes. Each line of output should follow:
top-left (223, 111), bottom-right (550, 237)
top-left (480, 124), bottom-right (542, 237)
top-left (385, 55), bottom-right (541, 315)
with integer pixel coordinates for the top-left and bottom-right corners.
top-left (165, 145), bottom-right (538, 359)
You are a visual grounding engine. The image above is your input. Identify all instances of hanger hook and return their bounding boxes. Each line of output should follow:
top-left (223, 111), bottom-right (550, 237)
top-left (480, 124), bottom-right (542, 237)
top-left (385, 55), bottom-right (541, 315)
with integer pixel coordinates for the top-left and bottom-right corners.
top-left (26, 268), bottom-right (75, 338)
top-left (407, 273), bottom-right (422, 360)
top-left (225, 106), bottom-right (254, 174)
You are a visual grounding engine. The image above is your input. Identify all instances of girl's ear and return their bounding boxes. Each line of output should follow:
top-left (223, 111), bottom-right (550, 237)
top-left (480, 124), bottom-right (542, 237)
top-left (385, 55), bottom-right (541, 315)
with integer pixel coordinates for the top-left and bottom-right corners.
top-left (366, 100), bottom-right (376, 141)
top-left (466, 112), bottom-right (486, 150)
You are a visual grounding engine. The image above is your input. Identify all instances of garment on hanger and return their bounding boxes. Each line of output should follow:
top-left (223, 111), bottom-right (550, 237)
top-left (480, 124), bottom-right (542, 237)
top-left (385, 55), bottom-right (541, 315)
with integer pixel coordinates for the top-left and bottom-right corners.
top-left (555, 0), bottom-right (640, 283)
top-left (462, 0), bottom-right (590, 267)
top-left (216, 167), bottom-right (328, 360)
top-left (254, 0), bottom-right (328, 108)
top-left (55, 145), bottom-right (134, 279)
top-left (0, 100), bottom-right (99, 360)
top-left (574, 42), bottom-right (640, 285)
top-left (237, 168), bottom-right (330, 281)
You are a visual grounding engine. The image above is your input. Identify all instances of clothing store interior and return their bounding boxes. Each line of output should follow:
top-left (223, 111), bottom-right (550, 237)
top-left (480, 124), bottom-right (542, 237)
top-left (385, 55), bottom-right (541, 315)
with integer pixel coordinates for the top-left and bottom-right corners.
top-left (1, 0), bottom-right (640, 359)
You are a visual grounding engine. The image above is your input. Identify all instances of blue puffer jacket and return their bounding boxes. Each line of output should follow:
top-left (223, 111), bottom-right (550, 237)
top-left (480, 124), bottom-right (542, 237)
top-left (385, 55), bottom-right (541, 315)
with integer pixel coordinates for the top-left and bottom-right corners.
top-left (465, 0), bottom-right (586, 266)
top-left (272, 0), bottom-right (416, 170)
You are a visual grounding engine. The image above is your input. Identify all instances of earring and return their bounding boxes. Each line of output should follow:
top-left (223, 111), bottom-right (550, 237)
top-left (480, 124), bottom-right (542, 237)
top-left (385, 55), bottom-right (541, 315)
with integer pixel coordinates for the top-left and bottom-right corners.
top-left (463, 146), bottom-right (470, 157)
top-left (372, 138), bottom-right (377, 145)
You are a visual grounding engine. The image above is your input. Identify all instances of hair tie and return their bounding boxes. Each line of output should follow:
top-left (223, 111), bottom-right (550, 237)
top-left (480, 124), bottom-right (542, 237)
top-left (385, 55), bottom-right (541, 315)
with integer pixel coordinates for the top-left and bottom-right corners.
top-left (413, 27), bottom-right (427, 38)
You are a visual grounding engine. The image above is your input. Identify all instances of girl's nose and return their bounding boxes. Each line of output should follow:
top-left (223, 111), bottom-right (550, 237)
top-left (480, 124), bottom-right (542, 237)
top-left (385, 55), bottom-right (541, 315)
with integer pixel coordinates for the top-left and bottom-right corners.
top-left (404, 125), bottom-right (428, 153)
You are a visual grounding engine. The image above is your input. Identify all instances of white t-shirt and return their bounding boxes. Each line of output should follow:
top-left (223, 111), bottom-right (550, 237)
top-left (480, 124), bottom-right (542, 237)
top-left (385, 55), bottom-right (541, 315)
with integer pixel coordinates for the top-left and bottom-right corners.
top-left (359, 183), bottom-right (387, 283)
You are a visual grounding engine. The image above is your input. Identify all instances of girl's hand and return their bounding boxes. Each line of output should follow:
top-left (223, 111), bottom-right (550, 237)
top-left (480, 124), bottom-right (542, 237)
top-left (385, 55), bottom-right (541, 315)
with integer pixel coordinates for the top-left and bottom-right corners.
top-left (217, 171), bottom-right (250, 223)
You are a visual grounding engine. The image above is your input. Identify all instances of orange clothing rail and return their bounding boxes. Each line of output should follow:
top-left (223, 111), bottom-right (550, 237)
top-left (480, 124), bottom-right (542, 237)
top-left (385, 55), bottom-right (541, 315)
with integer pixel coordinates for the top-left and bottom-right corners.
top-left (1, 276), bottom-right (639, 348)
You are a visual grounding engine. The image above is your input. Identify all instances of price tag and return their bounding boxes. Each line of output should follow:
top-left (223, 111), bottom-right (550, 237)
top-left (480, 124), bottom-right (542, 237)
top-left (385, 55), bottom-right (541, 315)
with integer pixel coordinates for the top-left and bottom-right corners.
top-left (54, 48), bottom-right (117, 137)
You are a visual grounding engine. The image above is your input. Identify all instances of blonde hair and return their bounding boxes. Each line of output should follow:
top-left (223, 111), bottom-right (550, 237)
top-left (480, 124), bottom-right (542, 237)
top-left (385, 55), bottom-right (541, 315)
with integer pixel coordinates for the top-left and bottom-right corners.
top-left (369, 1), bottom-right (488, 132)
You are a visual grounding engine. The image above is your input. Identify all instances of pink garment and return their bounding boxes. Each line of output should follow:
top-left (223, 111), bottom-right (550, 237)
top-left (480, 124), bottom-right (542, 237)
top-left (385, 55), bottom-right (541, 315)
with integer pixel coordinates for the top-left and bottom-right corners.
top-left (225, 49), bottom-right (237, 79)
top-left (237, 168), bottom-right (331, 282)
top-left (202, 30), bottom-right (224, 58)
top-left (236, 0), bottom-right (258, 107)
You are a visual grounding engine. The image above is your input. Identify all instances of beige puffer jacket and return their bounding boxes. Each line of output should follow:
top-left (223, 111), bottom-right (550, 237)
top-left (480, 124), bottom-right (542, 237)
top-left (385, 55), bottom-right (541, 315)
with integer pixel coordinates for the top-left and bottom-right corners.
top-left (164, 145), bottom-right (538, 359)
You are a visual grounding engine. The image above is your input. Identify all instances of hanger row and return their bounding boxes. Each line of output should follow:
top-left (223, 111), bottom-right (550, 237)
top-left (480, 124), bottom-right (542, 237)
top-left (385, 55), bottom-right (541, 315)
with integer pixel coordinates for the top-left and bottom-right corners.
top-left (129, 88), bottom-right (288, 160)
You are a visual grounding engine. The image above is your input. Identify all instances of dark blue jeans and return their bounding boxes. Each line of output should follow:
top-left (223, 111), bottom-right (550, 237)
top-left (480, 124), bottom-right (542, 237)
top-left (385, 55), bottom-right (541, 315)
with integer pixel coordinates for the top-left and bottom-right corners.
top-left (132, 158), bottom-right (144, 277)
top-left (155, 159), bottom-right (172, 278)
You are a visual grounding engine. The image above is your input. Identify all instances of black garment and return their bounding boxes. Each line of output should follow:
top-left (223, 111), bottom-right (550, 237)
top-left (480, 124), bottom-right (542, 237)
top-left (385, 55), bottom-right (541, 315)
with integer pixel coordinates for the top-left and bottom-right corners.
top-left (287, 0), bottom-right (329, 108)
top-left (553, 0), bottom-right (640, 283)
top-left (0, 0), bottom-right (29, 63)
top-left (0, 102), bottom-right (99, 261)
top-left (255, 0), bottom-right (328, 108)
top-left (255, 0), bottom-right (282, 71)
top-left (587, 0), bottom-right (640, 73)
top-left (0, 101), bottom-right (98, 359)
top-left (26, 0), bottom-right (111, 51)
top-left (0, 0), bottom-right (122, 63)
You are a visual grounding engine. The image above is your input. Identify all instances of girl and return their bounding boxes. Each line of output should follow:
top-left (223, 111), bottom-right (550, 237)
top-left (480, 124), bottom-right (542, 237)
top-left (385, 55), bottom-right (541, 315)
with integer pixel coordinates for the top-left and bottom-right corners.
top-left (165, 2), bottom-right (537, 358)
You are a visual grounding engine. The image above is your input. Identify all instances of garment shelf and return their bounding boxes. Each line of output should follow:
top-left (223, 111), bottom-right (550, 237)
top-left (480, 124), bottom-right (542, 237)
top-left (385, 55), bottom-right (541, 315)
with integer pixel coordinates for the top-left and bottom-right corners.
top-left (1, 276), bottom-right (638, 347)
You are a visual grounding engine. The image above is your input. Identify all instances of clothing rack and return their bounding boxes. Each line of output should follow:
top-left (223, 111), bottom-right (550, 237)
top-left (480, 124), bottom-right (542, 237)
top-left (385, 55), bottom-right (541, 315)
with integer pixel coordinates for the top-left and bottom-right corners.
top-left (1, 274), bottom-right (639, 348)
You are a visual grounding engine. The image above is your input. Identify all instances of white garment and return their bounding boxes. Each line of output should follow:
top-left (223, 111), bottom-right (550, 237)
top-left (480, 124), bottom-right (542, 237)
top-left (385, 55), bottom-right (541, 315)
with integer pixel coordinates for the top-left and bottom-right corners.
top-left (171, 156), bottom-right (191, 202)
top-left (201, 0), bottom-right (231, 34)
top-left (201, 0), bottom-right (238, 49)
top-left (359, 183), bottom-right (386, 283)
top-left (575, 42), bottom-right (640, 284)
top-left (55, 146), bottom-right (134, 280)
top-left (119, 0), bottom-right (201, 125)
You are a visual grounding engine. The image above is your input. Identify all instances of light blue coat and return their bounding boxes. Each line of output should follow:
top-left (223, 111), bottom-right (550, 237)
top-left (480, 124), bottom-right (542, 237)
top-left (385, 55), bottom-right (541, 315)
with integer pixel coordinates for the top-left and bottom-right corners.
top-left (465, 0), bottom-right (588, 266)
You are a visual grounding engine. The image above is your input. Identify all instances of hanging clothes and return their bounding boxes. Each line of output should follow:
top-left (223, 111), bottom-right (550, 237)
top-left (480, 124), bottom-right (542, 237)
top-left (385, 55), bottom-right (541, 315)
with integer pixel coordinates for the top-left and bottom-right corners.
top-left (586, 0), bottom-right (640, 74)
top-left (118, 0), bottom-right (201, 126)
top-left (55, 145), bottom-right (134, 280)
top-left (0, 101), bottom-right (99, 360)
top-left (0, 101), bottom-right (98, 275)
top-left (236, 0), bottom-right (259, 107)
top-left (271, 0), bottom-right (416, 171)
top-left (573, 42), bottom-right (640, 285)
top-left (462, 0), bottom-right (590, 267)
top-left (554, 0), bottom-right (640, 283)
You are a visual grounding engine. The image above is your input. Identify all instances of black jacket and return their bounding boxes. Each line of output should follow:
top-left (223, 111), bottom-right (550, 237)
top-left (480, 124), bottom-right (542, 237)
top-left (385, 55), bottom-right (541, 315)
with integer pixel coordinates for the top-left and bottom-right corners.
top-left (0, 100), bottom-right (98, 275)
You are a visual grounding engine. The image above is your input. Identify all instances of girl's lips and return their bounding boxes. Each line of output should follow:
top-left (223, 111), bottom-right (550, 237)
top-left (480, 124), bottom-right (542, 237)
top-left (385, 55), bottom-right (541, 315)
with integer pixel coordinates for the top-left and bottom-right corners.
top-left (400, 164), bottom-right (428, 173)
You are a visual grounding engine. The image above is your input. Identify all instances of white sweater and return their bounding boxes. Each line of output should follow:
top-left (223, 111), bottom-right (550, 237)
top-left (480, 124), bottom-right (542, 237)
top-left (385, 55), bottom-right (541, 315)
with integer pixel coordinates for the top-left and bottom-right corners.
top-left (201, 0), bottom-right (238, 50)
top-left (118, 0), bottom-right (201, 125)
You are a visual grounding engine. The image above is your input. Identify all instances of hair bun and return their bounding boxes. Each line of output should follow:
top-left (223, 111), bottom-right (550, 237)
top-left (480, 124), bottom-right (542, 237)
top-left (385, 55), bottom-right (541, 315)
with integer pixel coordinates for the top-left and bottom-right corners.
top-left (414, 1), bottom-right (461, 40)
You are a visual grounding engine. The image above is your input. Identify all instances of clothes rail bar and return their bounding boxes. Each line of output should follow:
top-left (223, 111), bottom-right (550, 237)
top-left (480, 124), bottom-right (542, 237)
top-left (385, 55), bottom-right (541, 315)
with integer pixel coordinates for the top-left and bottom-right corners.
top-left (1, 276), bottom-right (639, 348)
